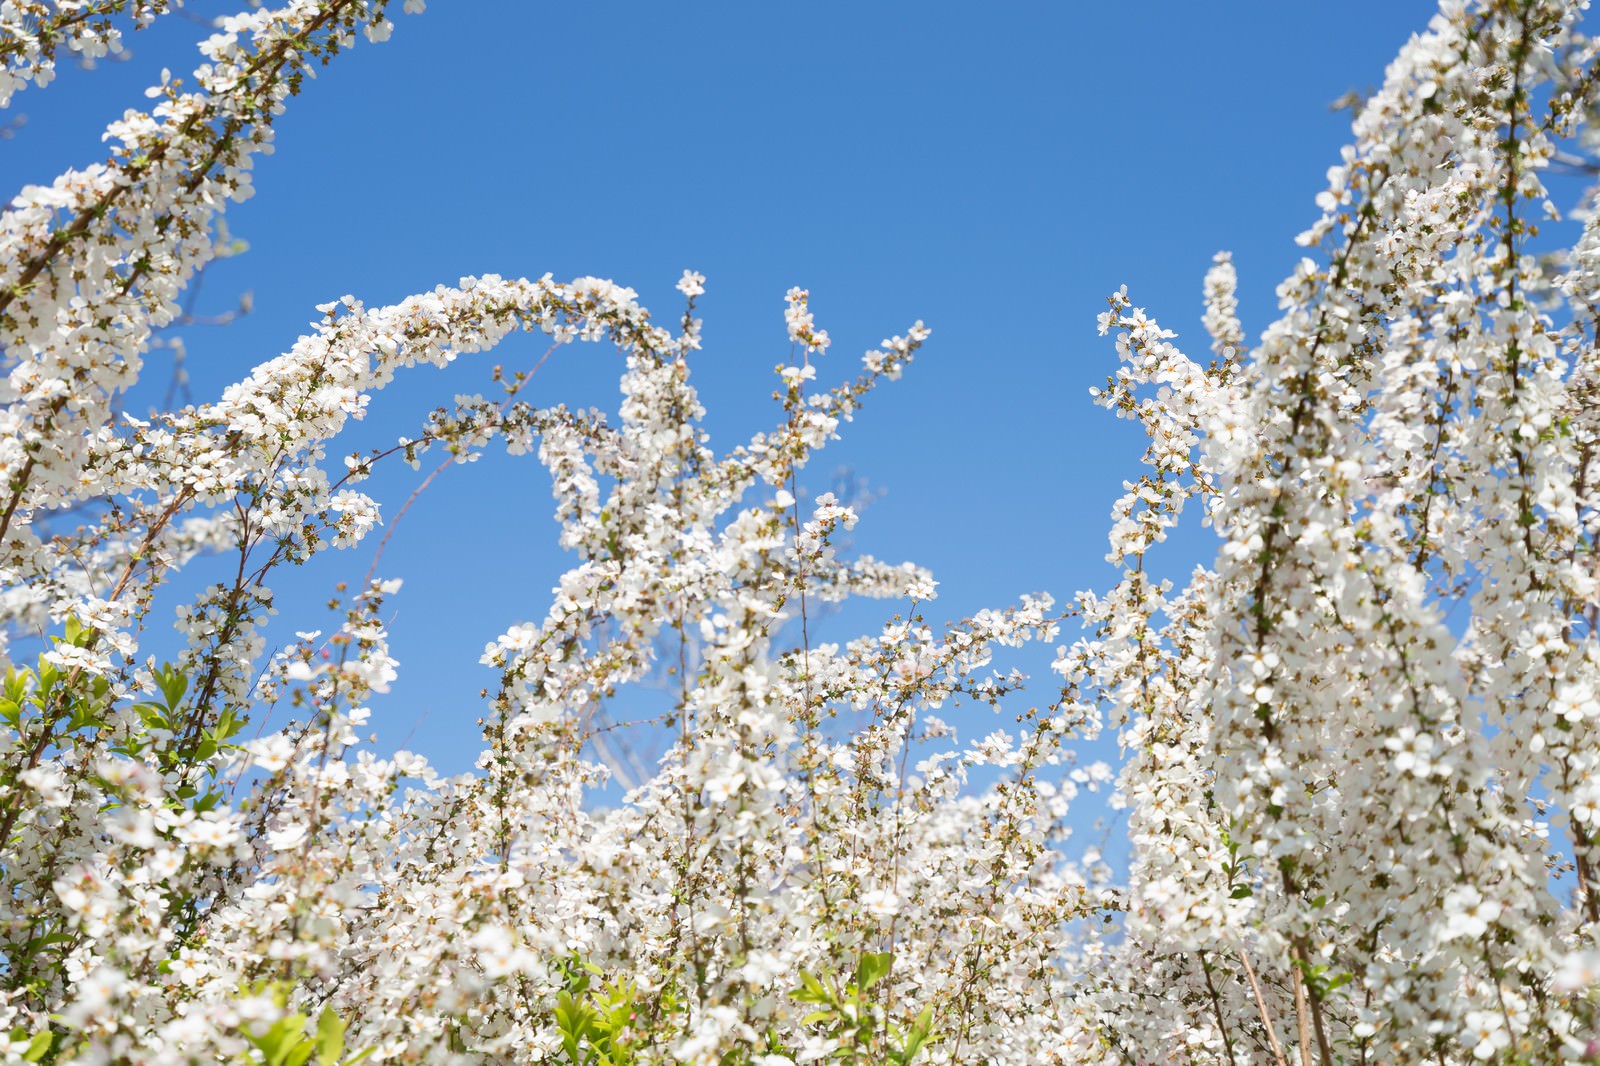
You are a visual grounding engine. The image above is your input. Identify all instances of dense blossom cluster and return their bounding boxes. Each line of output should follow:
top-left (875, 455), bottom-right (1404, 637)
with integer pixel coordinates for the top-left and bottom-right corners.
top-left (0, 0), bottom-right (1598, 1062)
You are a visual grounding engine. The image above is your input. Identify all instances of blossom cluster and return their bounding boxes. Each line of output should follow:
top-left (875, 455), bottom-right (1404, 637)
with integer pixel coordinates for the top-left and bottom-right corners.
top-left (1, 1), bottom-right (1598, 1064)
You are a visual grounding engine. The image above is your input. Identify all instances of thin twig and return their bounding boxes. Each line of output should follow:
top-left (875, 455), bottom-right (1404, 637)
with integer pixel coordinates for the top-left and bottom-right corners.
top-left (1238, 948), bottom-right (1290, 1066)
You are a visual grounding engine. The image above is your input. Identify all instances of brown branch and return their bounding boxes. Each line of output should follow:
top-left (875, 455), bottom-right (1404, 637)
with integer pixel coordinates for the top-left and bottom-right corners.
top-left (1238, 948), bottom-right (1290, 1066)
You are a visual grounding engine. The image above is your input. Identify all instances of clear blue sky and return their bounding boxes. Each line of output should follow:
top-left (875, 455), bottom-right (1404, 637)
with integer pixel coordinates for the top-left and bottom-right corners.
top-left (4, 2), bottom-right (1442, 782)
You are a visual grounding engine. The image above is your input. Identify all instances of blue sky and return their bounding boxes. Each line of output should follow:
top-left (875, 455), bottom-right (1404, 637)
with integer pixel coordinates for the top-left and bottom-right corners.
top-left (4, 1), bottom-right (1442, 785)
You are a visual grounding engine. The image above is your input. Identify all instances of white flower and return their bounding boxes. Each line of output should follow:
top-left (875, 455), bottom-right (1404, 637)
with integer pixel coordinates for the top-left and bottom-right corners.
top-left (676, 270), bottom-right (706, 298)
top-left (1441, 885), bottom-right (1502, 941)
top-left (1463, 1010), bottom-right (1509, 1060)
top-left (705, 769), bottom-right (745, 804)
top-left (267, 822), bottom-right (309, 851)
top-left (175, 816), bottom-right (241, 851)
top-left (740, 951), bottom-right (786, 985)
top-left (246, 733), bottom-right (296, 773)
top-left (18, 764), bottom-right (71, 807)
top-left (60, 966), bottom-right (126, 1029)
top-left (470, 926), bottom-right (533, 979)
top-left (860, 887), bottom-right (901, 918)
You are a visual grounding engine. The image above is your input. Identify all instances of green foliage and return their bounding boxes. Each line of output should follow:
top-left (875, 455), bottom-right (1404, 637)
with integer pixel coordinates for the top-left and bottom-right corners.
top-left (6, 1026), bottom-right (53, 1064)
top-left (128, 659), bottom-right (245, 778)
top-left (542, 952), bottom-right (940, 1066)
top-left (235, 984), bottom-right (372, 1066)
top-left (552, 954), bottom-right (642, 1066)
top-left (1, 620), bottom-right (113, 744)
top-left (790, 953), bottom-right (937, 1065)
top-left (0, 619), bottom-right (241, 820)
top-left (1294, 954), bottom-right (1354, 1001)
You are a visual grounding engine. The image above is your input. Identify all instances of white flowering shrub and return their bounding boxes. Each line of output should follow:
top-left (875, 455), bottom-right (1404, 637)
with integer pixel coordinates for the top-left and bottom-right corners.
top-left (2, 0), bottom-right (1600, 1063)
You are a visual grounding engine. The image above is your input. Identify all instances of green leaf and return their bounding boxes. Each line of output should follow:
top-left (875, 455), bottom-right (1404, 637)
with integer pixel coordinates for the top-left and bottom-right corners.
top-left (902, 1004), bottom-right (936, 1062)
top-left (68, 705), bottom-right (101, 732)
top-left (3, 666), bottom-right (26, 703)
top-left (23, 1030), bottom-right (52, 1063)
top-left (855, 951), bottom-right (893, 992)
top-left (1229, 884), bottom-right (1253, 899)
top-left (133, 701), bottom-right (169, 731)
top-left (792, 971), bottom-right (832, 1004)
top-left (36, 661), bottom-right (59, 699)
top-left (316, 1008), bottom-right (346, 1066)
top-left (155, 665), bottom-right (188, 711)
top-left (215, 707), bottom-right (245, 742)
top-left (251, 1014), bottom-right (310, 1066)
